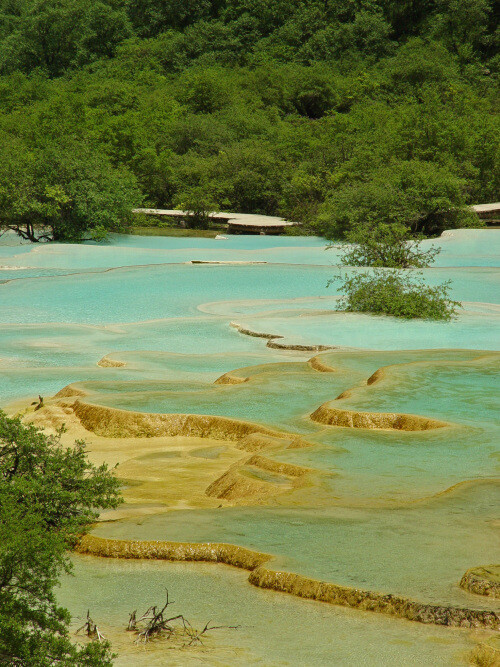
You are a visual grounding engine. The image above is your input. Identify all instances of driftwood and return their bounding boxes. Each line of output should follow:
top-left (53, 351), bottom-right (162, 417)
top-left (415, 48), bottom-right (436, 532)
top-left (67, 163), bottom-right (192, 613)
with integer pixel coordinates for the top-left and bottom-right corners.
top-left (74, 592), bottom-right (237, 650)
top-left (129, 591), bottom-right (238, 646)
top-left (31, 395), bottom-right (44, 411)
top-left (76, 610), bottom-right (106, 642)
top-left (1, 223), bottom-right (53, 243)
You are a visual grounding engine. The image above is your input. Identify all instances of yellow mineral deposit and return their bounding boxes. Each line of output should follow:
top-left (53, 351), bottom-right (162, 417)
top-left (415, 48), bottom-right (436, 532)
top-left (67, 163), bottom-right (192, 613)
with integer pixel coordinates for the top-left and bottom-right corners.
top-left (17, 345), bottom-right (500, 644)
top-left (75, 536), bottom-right (500, 630)
top-left (23, 392), bottom-right (315, 513)
top-left (468, 643), bottom-right (500, 666)
top-left (230, 322), bottom-right (332, 351)
top-left (310, 403), bottom-right (449, 431)
top-left (205, 454), bottom-right (311, 502)
top-left (308, 354), bottom-right (337, 373)
top-left (70, 397), bottom-right (311, 441)
top-left (96, 355), bottom-right (126, 368)
top-left (76, 534), bottom-right (271, 570)
top-left (460, 566), bottom-right (500, 599)
top-left (236, 432), bottom-right (311, 452)
top-left (213, 372), bottom-right (250, 385)
top-left (367, 367), bottom-right (386, 385)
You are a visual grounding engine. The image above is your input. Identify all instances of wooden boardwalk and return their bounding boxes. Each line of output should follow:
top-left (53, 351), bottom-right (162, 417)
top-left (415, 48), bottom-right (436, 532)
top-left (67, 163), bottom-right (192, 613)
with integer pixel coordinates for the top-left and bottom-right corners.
top-left (472, 202), bottom-right (500, 224)
top-left (132, 209), bottom-right (297, 234)
top-left (133, 202), bottom-right (500, 233)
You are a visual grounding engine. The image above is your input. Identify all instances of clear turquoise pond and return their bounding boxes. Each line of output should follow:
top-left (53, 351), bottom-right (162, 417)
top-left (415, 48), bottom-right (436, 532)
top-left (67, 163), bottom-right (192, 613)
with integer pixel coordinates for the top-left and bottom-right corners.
top-left (1, 229), bottom-right (499, 665)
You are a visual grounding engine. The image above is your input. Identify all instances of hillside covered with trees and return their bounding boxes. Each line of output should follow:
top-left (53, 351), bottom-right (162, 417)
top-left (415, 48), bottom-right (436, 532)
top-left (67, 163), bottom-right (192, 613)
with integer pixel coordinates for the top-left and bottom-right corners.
top-left (0, 0), bottom-right (498, 241)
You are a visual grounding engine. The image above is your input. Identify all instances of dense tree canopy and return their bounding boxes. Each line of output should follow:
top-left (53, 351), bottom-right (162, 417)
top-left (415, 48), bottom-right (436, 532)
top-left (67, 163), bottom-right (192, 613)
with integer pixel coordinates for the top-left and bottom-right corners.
top-left (316, 160), bottom-right (479, 239)
top-left (0, 134), bottom-right (140, 242)
top-left (0, 0), bottom-right (497, 241)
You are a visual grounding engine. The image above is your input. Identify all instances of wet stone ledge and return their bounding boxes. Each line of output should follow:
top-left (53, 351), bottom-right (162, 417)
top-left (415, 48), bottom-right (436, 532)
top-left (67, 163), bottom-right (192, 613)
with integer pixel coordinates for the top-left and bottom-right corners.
top-left (460, 566), bottom-right (500, 599)
top-left (77, 536), bottom-right (500, 630)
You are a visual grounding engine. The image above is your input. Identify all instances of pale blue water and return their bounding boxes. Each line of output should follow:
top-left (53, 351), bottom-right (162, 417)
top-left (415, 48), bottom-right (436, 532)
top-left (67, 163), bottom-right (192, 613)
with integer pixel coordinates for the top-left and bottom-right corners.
top-left (1, 229), bottom-right (498, 664)
top-left (1, 228), bottom-right (498, 273)
top-left (0, 264), bottom-right (498, 324)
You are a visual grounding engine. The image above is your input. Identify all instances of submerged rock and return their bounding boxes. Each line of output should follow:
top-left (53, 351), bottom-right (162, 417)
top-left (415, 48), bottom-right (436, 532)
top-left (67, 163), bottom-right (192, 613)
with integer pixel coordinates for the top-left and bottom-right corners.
top-left (460, 565), bottom-right (500, 598)
top-left (310, 403), bottom-right (449, 431)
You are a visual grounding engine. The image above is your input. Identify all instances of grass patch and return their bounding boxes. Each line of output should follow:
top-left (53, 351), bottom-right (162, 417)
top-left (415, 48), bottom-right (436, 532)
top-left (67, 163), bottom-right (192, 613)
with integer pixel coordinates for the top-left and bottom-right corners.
top-left (130, 226), bottom-right (221, 238)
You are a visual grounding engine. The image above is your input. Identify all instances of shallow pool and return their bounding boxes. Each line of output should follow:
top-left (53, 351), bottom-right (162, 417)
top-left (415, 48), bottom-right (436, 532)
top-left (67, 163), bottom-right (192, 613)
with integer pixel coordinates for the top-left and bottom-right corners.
top-left (1, 228), bottom-right (499, 664)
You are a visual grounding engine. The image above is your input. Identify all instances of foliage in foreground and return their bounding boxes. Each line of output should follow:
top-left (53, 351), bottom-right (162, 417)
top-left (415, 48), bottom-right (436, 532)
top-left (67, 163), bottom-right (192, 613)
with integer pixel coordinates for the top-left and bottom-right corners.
top-left (0, 412), bottom-right (122, 665)
top-left (332, 269), bottom-right (460, 320)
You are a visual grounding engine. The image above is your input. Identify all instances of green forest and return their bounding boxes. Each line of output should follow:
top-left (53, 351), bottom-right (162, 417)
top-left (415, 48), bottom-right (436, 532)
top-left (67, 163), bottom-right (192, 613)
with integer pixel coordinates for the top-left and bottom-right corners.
top-left (0, 0), bottom-right (498, 242)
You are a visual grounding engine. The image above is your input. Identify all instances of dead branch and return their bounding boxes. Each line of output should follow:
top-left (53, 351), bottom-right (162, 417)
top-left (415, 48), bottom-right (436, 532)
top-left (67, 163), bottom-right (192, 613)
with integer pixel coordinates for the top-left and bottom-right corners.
top-left (128, 591), bottom-right (238, 646)
top-left (184, 621), bottom-right (240, 647)
top-left (127, 611), bottom-right (137, 631)
top-left (76, 610), bottom-right (106, 642)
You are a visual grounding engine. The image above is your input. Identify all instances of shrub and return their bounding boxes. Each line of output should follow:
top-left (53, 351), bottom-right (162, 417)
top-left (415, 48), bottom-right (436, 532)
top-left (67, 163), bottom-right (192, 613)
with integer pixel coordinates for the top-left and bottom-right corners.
top-left (331, 269), bottom-right (460, 320)
top-left (339, 223), bottom-right (440, 268)
top-left (172, 185), bottom-right (219, 228)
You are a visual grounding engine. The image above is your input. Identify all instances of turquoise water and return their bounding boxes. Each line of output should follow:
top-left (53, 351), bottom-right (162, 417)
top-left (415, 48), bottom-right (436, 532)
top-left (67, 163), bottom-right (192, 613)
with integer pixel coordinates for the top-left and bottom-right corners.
top-left (67, 350), bottom-right (499, 503)
top-left (93, 481), bottom-right (500, 609)
top-left (58, 557), bottom-right (479, 667)
top-left (234, 305), bottom-right (500, 351)
top-left (1, 229), bottom-right (499, 664)
top-left (1, 228), bottom-right (499, 268)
